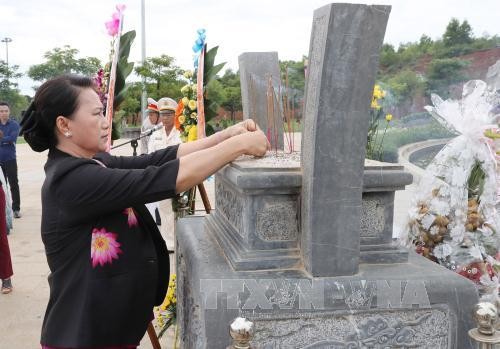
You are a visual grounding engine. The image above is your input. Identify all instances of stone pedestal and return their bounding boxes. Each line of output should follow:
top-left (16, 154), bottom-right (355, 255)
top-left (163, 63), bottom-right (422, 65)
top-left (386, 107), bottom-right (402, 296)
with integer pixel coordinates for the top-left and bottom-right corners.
top-left (176, 156), bottom-right (478, 348)
top-left (177, 219), bottom-right (478, 348)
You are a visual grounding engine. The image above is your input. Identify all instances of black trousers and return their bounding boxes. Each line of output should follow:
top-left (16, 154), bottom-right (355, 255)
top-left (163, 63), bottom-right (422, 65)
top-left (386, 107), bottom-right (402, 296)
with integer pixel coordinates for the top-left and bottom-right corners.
top-left (1, 159), bottom-right (20, 212)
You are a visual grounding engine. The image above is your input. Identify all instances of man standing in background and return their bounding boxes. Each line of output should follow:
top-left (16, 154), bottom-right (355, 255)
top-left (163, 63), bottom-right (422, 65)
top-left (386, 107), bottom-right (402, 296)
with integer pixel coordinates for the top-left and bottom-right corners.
top-left (0, 102), bottom-right (21, 219)
top-left (140, 98), bottom-right (160, 155)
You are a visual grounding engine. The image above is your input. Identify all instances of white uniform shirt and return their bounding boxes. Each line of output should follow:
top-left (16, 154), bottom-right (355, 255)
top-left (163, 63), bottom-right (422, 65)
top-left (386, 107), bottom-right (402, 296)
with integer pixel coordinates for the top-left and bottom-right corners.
top-left (147, 127), bottom-right (182, 153)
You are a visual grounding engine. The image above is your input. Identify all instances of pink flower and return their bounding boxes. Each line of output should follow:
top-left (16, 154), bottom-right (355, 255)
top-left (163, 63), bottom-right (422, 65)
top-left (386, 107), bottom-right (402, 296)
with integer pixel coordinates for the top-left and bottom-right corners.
top-left (105, 13), bottom-right (121, 36)
top-left (91, 228), bottom-right (123, 268)
top-left (104, 4), bottom-right (126, 37)
top-left (123, 207), bottom-right (138, 228)
top-left (116, 4), bottom-right (126, 13)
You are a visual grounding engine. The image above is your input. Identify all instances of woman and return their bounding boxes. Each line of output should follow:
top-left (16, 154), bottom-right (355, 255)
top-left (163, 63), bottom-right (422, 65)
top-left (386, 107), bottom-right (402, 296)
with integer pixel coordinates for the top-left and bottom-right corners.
top-left (20, 74), bottom-right (268, 348)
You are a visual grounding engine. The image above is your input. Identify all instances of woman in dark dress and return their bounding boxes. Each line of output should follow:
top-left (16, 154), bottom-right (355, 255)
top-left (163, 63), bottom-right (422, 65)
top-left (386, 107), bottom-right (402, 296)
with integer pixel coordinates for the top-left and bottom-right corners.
top-left (19, 74), bottom-right (268, 349)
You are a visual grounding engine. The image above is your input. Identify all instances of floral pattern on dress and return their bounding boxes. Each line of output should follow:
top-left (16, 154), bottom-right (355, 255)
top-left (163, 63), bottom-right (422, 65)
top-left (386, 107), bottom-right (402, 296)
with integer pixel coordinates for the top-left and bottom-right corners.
top-left (123, 207), bottom-right (138, 228)
top-left (91, 228), bottom-right (123, 268)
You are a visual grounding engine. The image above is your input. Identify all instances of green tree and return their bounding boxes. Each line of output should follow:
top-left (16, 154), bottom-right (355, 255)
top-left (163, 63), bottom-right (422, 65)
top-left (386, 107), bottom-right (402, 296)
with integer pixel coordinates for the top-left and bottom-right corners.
top-left (386, 70), bottom-right (425, 103)
top-left (0, 61), bottom-right (28, 119)
top-left (280, 58), bottom-right (306, 92)
top-left (205, 79), bottom-right (225, 107)
top-left (443, 18), bottom-right (473, 47)
top-left (426, 58), bottom-right (469, 97)
top-left (379, 44), bottom-right (400, 72)
top-left (28, 45), bottom-right (101, 82)
top-left (418, 35), bottom-right (433, 53)
top-left (118, 82), bottom-right (142, 126)
top-left (217, 69), bottom-right (242, 121)
top-left (134, 55), bottom-right (184, 100)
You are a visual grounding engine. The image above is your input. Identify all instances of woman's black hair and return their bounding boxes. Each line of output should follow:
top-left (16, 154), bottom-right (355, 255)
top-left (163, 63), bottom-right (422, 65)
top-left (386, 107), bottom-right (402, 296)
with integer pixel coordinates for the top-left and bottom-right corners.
top-left (20, 74), bottom-right (95, 152)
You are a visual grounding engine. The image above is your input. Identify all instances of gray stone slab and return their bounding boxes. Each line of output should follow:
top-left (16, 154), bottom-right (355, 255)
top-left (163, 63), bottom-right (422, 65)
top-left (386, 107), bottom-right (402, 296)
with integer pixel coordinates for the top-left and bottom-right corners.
top-left (209, 157), bottom-right (411, 270)
top-left (301, 3), bottom-right (391, 277)
top-left (177, 217), bottom-right (478, 349)
top-left (239, 52), bottom-right (284, 150)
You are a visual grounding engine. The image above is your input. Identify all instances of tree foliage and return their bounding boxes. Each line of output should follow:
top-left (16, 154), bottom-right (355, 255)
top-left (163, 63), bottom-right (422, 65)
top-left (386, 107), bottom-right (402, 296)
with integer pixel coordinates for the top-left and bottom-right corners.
top-left (0, 61), bottom-right (29, 119)
top-left (377, 17), bottom-right (499, 106)
top-left (426, 58), bottom-right (469, 97)
top-left (134, 54), bottom-right (184, 100)
top-left (443, 18), bottom-right (473, 47)
top-left (27, 45), bottom-right (101, 82)
top-left (216, 69), bottom-right (242, 121)
top-left (385, 70), bottom-right (425, 103)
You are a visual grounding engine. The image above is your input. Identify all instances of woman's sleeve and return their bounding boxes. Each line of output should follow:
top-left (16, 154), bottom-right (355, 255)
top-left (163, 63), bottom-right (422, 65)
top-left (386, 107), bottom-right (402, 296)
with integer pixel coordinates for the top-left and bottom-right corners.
top-left (95, 144), bottom-right (179, 169)
top-left (54, 157), bottom-right (180, 217)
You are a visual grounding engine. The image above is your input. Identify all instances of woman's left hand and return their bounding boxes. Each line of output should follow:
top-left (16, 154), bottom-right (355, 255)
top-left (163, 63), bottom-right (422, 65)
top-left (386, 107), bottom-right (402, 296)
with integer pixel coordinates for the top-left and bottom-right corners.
top-left (224, 119), bottom-right (258, 138)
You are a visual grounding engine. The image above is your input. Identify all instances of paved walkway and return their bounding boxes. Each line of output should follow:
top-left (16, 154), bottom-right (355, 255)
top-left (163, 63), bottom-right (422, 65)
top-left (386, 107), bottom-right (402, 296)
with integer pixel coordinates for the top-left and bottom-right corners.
top-left (0, 139), bottom-right (416, 348)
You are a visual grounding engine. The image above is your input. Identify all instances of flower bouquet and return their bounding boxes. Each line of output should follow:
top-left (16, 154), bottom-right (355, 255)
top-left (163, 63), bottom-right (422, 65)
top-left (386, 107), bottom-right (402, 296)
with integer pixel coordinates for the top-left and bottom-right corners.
top-left (93, 4), bottom-right (136, 141)
top-left (154, 274), bottom-right (177, 339)
top-left (175, 70), bottom-right (198, 142)
top-left (402, 80), bottom-right (500, 295)
top-left (366, 84), bottom-right (393, 161)
top-left (174, 29), bottom-right (225, 143)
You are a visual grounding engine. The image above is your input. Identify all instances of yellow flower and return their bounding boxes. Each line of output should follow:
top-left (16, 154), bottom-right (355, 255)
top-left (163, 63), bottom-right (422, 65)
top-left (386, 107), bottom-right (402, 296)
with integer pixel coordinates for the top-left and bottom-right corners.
top-left (188, 100), bottom-right (197, 111)
top-left (188, 125), bottom-right (198, 142)
top-left (178, 115), bottom-right (185, 124)
top-left (373, 84), bottom-right (385, 100)
top-left (385, 114), bottom-right (393, 122)
top-left (371, 99), bottom-right (381, 110)
top-left (183, 70), bottom-right (193, 79)
top-left (484, 129), bottom-right (500, 139)
top-left (180, 84), bottom-right (191, 95)
top-left (191, 112), bottom-right (197, 118)
top-left (182, 97), bottom-right (189, 106)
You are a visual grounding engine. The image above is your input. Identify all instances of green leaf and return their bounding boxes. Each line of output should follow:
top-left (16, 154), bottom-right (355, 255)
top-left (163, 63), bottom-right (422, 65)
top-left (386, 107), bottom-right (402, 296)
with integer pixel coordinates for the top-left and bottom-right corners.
top-left (205, 123), bottom-right (215, 136)
top-left (467, 161), bottom-right (486, 199)
top-left (118, 30), bottom-right (136, 60)
top-left (204, 46), bottom-right (219, 70)
top-left (114, 85), bottom-right (130, 108)
top-left (111, 120), bottom-right (121, 140)
top-left (205, 62), bottom-right (226, 84)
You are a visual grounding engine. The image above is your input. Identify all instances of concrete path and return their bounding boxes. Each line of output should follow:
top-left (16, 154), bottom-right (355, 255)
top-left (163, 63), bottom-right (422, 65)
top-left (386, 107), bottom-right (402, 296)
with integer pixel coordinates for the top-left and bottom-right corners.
top-left (0, 137), bottom-right (417, 348)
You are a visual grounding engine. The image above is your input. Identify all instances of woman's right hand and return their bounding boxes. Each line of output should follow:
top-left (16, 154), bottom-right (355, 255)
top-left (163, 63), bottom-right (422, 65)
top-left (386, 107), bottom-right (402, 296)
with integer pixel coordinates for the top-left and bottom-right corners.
top-left (237, 129), bottom-right (270, 157)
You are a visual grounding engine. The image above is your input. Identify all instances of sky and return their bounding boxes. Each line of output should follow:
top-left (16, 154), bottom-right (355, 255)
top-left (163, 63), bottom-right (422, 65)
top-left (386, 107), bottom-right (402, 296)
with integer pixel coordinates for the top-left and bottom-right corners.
top-left (1, 0), bottom-right (499, 96)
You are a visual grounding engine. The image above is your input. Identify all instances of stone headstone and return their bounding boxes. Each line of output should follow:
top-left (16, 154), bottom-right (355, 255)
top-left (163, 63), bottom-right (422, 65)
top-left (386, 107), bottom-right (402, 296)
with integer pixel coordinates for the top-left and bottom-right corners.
top-left (301, 3), bottom-right (391, 277)
top-left (239, 52), bottom-right (284, 150)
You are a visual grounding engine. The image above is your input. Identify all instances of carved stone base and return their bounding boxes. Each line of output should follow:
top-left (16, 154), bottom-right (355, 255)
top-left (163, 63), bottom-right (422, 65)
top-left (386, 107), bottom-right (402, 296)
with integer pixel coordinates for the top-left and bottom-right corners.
top-left (177, 217), bottom-right (478, 349)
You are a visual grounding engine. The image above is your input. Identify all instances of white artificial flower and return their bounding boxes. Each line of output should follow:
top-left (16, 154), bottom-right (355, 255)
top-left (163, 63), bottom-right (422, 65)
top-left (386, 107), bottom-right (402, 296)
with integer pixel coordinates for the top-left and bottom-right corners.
top-left (433, 243), bottom-right (453, 259)
top-left (450, 225), bottom-right (466, 242)
top-left (408, 206), bottom-right (420, 221)
top-left (439, 185), bottom-right (450, 197)
top-left (429, 226), bottom-right (440, 236)
top-left (430, 199), bottom-right (451, 216)
top-left (479, 274), bottom-right (498, 288)
top-left (478, 225), bottom-right (494, 237)
top-left (421, 214), bottom-right (436, 230)
top-left (470, 246), bottom-right (483, 260)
